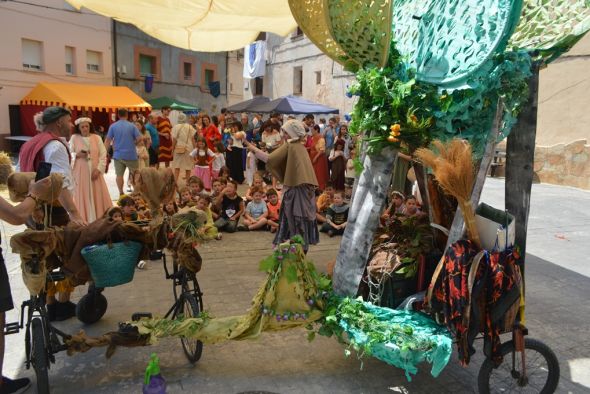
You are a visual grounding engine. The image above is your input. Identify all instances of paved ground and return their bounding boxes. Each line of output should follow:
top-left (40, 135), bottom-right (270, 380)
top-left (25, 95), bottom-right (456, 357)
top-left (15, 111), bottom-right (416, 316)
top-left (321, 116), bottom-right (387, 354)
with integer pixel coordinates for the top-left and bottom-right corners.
top-left (2, 174), bottom-right (589, 393)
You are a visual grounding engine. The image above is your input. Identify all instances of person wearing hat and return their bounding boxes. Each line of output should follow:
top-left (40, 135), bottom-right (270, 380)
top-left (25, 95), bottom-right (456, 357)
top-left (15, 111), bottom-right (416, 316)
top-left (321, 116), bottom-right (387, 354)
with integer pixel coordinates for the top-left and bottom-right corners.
top-left (244, 119), bottom-right (319, 253)
top-left (18, 106), bottom-right (85, 322)
top-left (170, 112), bottom-right (196, 183)
top-left (70, 117), bottom-right (112, 222)
top-left (104, 108), bottom-right (142, 195)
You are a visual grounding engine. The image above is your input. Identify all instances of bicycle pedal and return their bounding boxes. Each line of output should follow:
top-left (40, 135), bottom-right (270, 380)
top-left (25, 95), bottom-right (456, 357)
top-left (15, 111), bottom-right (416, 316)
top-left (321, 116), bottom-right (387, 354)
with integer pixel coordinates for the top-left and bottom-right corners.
top-left (131, 312), bottom-right (153, 321)
top-left (4, 322), bottom-right (19, 335)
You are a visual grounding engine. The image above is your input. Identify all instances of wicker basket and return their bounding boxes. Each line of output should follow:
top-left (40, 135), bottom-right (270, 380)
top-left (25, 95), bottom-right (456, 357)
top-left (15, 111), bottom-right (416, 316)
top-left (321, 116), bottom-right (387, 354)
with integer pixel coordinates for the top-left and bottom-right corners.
top-left (81, 241), bottom-right (142, 287)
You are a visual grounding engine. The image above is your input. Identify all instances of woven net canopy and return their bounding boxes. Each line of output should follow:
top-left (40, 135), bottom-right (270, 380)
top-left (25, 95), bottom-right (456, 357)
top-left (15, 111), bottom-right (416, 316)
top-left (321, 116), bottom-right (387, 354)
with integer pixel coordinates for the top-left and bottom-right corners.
top-left (509, 0), bottom-right (590, 63)
top-left (66, 0), bottom-right (297, 51)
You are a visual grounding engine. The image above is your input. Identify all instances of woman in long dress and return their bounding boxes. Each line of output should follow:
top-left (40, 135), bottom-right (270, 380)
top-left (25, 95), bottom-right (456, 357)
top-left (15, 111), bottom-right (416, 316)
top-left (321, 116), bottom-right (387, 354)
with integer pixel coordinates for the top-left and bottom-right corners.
top-left (70, 117), bottom-right (112, 222)
top-left (244, 120), bottom-right (319, 253)
top-left (309, 124), bottom-right (329, 191)
top-left (171, 112), bottom-right (196, 184)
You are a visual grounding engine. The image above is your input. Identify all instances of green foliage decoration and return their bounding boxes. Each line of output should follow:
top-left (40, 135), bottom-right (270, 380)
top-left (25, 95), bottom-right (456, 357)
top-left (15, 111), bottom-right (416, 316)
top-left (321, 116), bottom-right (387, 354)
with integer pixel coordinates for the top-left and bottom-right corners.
top-left (348, 42), bottom-right (533, 156)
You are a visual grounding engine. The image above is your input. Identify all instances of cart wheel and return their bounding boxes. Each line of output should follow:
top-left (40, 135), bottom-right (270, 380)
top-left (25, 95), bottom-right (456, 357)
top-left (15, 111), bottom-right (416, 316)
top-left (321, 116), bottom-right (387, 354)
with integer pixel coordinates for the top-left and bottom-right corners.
top-left (76, 292), bottom-right (108, 324)
top-left (478, 337), bottom-right (560, 394)
top-left (31, 318), bottom-right (50, 394)
top-left (174, 293), bottom-right (203, 363)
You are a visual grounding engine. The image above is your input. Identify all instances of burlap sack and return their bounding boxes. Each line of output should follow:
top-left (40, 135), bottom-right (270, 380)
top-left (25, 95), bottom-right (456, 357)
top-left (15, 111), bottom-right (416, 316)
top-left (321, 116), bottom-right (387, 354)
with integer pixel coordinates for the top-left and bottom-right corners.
top-left (7, 172), bottom-right (63, 203)
top-left (134, 167), bottom-right (176, 211)
top-left (10, 230), bottom-right (59, 295)
top-left (367, 242), bottom-right (402, 281)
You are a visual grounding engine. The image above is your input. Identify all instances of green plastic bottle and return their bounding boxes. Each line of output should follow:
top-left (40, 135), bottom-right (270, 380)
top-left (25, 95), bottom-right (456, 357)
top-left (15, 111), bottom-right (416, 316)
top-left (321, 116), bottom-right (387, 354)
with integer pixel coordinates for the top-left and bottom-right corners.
top-left (143, 353), bottom-right (166, 394)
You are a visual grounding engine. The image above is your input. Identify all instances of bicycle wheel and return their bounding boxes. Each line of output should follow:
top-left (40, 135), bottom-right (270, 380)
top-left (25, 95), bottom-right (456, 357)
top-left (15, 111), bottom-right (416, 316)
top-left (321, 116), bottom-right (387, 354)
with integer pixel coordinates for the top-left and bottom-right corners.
top-left (478, 337), bottom-right (560, 394)
top-left (174, 293), bottom-right (203, 363)
top-left (31, 318), bottom-right (50, 394)
top-left (76, 292), bottom-right (108, 324)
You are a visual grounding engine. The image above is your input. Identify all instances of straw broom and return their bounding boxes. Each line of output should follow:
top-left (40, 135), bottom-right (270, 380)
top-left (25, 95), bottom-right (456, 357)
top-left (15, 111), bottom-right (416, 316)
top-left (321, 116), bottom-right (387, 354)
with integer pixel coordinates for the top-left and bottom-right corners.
top-left (415, 139), bottom-right (480, 247)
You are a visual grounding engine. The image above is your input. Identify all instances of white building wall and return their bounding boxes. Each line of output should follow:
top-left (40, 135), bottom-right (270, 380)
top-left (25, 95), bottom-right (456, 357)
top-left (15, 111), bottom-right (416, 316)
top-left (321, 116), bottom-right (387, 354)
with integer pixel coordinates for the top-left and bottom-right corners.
top-left (0, 0), bottom-right (113, 135)
top-left (266, 33), bottom-right (357, 117)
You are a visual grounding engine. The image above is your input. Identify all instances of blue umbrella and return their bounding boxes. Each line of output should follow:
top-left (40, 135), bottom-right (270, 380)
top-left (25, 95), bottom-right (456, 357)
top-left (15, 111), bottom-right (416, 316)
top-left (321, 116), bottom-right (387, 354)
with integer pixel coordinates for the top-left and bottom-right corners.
top-left (248, 95), bottom-right (339, 114)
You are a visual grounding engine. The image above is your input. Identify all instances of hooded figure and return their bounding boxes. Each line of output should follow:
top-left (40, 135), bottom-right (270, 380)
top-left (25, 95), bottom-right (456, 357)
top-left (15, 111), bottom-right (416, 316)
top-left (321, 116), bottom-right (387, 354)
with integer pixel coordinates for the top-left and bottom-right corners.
top-left (246, 120), bottom-right (319, 252)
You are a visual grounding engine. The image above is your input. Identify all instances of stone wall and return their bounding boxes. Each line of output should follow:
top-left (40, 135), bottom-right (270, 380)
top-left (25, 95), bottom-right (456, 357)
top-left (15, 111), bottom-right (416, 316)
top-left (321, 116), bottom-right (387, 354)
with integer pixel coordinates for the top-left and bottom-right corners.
top-left (534, 139), bottom-right (590, 190)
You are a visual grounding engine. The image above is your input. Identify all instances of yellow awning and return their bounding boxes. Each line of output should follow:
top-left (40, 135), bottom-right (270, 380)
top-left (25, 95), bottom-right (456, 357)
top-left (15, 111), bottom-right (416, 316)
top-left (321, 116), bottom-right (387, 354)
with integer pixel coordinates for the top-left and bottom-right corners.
top-left (66, 0), bottom-right (298, 52)
top-left (20, 82), bottom-right (152, 112)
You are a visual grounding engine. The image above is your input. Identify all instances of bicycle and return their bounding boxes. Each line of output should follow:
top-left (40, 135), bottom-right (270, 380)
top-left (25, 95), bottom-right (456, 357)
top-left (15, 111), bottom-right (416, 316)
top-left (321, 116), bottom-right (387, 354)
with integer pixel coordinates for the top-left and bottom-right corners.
top-left (132, 250), bottom-right (204, 363)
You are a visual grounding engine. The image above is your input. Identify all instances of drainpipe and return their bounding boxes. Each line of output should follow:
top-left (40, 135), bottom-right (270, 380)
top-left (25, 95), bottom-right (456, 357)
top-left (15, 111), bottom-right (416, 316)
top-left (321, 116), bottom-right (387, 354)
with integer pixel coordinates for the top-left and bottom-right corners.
top-left (225, 51), bottom-right (229, 104)
top-left (112, 19), bottom-right (118, 86)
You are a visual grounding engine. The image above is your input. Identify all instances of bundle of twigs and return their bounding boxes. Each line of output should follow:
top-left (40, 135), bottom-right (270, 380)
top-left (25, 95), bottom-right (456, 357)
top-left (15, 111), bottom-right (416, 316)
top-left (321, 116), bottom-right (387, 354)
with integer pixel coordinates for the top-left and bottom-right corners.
top-left (415, 139), bottom-right (480, 247)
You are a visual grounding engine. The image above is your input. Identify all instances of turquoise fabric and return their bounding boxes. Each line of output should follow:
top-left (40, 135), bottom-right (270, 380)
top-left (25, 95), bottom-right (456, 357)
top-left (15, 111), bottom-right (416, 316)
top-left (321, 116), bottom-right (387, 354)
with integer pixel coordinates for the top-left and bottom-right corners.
top-left (338, 300), bottom-right (452, 381)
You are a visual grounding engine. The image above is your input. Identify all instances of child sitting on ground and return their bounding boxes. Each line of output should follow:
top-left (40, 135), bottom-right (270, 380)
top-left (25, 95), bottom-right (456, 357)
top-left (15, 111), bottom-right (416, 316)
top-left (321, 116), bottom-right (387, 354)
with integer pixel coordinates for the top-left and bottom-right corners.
top-left (178, 187), bottom-right (195, 209)
top-left (316, 182), bottom-right (335, 224)
top-left (381, 190), bottom-right (405, 225)
top-left (119, 196), bottom-right (138, 222)
top-left (244, 174), bottom-right (267, 203)
top-left (239, 186), bottom-right (268, 231)
top-left (320, 191), bottom-right (349, 237)
top-left (218, 166), bottom-right (231, 180)
top-left (213, 179), bottom-right (244, 233)
top-left (195, 194), bottom-right (222, 240)
top-left (163, 200), bottom-right (178, 218)
top-left (402, 195), bottom-right (423, 217)
top-left (210, 177), bottom-right (227, 221)
top-left (188, 176), bottom-right (206, 203)
top-left (266, 188), bottom-right (281, 233)
top-left (107, 206), bottom-right (123, 221)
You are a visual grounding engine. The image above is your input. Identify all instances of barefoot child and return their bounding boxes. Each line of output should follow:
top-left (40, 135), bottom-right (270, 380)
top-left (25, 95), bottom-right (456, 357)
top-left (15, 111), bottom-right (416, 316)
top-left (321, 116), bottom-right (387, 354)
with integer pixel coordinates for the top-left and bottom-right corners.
top-left (239, 186), bottom-right (268, 231)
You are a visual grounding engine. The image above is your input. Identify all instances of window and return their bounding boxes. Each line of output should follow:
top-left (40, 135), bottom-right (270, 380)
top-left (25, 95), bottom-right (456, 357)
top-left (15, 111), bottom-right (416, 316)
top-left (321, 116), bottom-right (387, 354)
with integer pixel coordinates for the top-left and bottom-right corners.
top-left (204, 69), bottom-right (215, 85)
top-left (183, 62), bottom-right (192, 80)
top-left (315, 71), bottom-right (321, 85)
top-left (292, 26), bottom-right (304, 39)
top-left (293, 66), bottom-right (303, 95)
top-left (254, 77), bottom-right (264, 96)
top-left (135, 46), bottom-right (161, 79)
top-left (22, 38), bottom-right (43, 71)
top-left (86, 50), bottom-right (102, 73)
top-left (139, 54), bottom-right (156, 76)
top-left (200, 63), bottom-right (218, 91)
top-left (230, 82), bottom-right (234, 92)
top-left (65, 46), bottom-right (75, 75)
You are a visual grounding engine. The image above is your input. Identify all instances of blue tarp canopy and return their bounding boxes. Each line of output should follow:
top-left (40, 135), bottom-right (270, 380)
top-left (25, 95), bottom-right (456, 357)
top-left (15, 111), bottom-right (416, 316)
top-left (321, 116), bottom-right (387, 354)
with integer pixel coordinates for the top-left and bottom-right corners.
top-left (227, 96), bottom-right (270, 112)
top-left (248, 95), bottom-right (339, 114)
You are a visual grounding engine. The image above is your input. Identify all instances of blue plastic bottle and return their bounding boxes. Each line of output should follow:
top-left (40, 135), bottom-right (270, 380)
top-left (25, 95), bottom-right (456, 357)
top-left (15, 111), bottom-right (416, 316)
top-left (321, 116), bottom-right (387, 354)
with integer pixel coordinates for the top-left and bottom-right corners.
top-left (142, 353), bottom-right (166, 394)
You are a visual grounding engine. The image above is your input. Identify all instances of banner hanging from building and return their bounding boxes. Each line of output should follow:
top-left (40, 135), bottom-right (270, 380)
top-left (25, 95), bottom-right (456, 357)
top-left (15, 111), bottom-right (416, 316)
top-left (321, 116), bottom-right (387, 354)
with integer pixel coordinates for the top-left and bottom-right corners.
top-left (243, 40), bottom-right (267, 79)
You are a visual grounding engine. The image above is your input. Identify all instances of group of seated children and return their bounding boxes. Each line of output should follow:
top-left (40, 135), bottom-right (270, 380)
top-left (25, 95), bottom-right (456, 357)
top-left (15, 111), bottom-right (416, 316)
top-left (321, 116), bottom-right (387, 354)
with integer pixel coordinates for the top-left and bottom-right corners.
top-left (380, 190), bottom-right (423, 225)
top-left (212, 175), bottom-right (281, 234)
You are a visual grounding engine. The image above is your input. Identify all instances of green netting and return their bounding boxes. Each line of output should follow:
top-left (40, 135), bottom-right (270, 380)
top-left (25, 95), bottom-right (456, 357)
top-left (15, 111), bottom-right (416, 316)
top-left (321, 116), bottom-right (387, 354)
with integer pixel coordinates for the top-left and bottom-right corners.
top-left (334, 298), bottom-right (452, 381)
top-left (391, 0), bottom-right (523, 88)
top-left (327, 0), bottom-right (392, 71)
top-left (509, 0), bottom-right (590, 63)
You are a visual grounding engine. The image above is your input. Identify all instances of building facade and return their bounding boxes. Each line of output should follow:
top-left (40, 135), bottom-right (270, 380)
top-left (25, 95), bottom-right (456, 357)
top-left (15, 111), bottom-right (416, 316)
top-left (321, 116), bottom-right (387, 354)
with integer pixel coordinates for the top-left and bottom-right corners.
top-left (230, 31), bottom-right (357, 117)
top-left (0, 0), bottom-right (112, 137)
top-left (113, 22), bottom-right (228, 115)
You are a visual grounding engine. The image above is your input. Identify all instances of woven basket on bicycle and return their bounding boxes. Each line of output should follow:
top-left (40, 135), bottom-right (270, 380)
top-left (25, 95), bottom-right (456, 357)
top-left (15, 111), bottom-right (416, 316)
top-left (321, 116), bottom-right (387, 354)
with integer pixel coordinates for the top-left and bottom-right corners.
top-left (81, 241), bottom-right (142, 287)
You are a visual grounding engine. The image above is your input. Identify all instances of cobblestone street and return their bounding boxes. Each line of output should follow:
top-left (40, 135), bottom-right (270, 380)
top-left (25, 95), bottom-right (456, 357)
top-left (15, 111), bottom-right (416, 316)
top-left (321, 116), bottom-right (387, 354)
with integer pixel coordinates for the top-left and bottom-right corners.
top-left (2, 175), bottom-right (589, 393)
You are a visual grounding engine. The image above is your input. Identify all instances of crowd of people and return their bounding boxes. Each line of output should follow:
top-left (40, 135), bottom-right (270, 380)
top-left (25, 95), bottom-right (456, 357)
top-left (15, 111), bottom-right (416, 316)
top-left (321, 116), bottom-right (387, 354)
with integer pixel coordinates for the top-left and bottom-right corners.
top-left (100, 108), bottom-right (359, 242)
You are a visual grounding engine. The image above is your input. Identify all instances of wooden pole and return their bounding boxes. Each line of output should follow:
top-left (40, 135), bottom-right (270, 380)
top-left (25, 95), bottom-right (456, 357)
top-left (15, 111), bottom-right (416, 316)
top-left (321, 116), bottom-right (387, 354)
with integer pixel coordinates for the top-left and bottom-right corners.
top-left (505, 64), bottom-right (540, 282)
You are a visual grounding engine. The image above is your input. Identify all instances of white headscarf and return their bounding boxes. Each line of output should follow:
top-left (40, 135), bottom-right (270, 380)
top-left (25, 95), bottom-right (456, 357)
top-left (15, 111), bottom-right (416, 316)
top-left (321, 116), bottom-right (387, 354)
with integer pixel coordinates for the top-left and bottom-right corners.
top-left (282, 119), bottom-right (306, 140)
